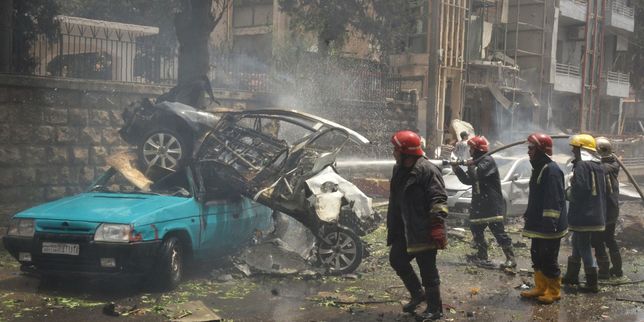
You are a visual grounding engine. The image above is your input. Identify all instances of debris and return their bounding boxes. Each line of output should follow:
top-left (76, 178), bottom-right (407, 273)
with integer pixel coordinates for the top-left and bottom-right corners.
top-left (271, 289), bottom-right (280, 296)
top-left (343, 273), bottom-right (359, 280)
top-left (616, 298), bottom-right (644, 304)
top-left (168, 301), bottom-right (221, 322)
top-left (516, 283), bottom-right (531, 290)
top-left (466, 311), bottom-right (475, 318)
top-left (512, 241), bottom-right (527, 248)
top-left (469, 287), bottom-right (480, 296)
top-left (216, 274), bottom-right (233, 282)
top-left (233, 263), bottom-right (252, 277)
top-left (102, 303), bottom-right (119, 317)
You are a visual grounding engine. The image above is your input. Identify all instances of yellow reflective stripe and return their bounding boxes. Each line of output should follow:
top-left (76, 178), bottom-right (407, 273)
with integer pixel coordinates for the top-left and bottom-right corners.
top-left (522, 229), bottom-right (568, 239)
top-left (407, 244), bottom-right (437, 253)
top-left (431, 204), bottom-right (448, 214)
top-left (569, 225), bottom-right (605, 232)
top-left (543, 209), bottom-right (560, 219)
top-left (606, 175), bottom-right (613, 194)
top-left (536, 164), bottom-right (548, 184)
top-left (469, 216), bottom-right (504, 224)
top-left (591, 172), bottom-right (597, 196)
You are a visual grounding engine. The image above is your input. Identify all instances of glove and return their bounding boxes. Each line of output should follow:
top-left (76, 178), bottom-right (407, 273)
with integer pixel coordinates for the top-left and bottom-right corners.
top-left (429, 217), bottom-right (447, 249)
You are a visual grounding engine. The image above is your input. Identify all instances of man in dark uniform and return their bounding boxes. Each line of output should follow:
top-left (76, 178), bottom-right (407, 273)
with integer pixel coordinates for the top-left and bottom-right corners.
top-left (591, 137), bottom-right (623, 278)
top-left (519, 133), bottom-right (568, 304)
top-left (451, 136), bottom-right (516, 268)
top-left (387, 130), bottom-right (448, 321)
top-left (562, 134), bottom-right (606, 293)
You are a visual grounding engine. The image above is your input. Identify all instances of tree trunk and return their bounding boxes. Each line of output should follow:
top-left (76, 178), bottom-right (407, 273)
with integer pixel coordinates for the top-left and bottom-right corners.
top-left (174, 0), bottom-right (217, 107)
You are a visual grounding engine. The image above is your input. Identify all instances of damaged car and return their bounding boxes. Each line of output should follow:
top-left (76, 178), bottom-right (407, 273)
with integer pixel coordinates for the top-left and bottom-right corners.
top-left (121, 101), bottom-right (378, 274)
top-left (193, 109), bottom-right (377, 274)
top-left (3, 152), bottom-right (274, 290)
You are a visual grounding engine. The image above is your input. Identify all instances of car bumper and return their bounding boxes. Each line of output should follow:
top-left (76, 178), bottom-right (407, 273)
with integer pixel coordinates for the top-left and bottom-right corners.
top-left (3, 233), bottom-right (162, 277)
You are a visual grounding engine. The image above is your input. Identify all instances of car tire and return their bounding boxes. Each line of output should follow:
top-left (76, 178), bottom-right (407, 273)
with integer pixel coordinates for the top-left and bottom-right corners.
top-left (138, 128), bottom-right (192, 170)
top-left (152, 236), bottom-right (184, 291)
top-left (316, 226), bottom-right (363, 275)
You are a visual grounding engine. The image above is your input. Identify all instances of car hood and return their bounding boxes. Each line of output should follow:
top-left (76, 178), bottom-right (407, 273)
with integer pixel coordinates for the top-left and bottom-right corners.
top-left (443, 174), bottom-right (470, 191)
top-left (14, 192), bottom-right (190, 224)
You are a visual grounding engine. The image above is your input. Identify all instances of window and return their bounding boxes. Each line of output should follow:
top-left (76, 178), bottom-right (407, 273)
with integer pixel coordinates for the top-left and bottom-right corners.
top-left (233, 0), bottom-right (273, 28)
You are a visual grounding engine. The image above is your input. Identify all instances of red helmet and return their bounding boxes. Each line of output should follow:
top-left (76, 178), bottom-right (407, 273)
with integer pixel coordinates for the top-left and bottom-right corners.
top-left (391, 130), bottom-right (424, 156)
top-left (467, 136), bottom-right (489, 153)
top-left (527, 133), bottom-right (553, 156)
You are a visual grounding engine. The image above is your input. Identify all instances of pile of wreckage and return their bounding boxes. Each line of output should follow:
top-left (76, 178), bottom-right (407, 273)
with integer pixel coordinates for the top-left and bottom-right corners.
top-left (118, 97), bottom-right (382, 276)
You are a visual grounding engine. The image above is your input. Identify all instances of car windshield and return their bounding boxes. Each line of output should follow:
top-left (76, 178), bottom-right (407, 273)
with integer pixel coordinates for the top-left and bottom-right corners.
top-left (89, 153), bottom-right (192, 197)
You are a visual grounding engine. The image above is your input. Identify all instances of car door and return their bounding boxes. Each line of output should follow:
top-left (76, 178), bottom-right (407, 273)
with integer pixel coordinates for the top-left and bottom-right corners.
top-left (507, 159), bottom-right (532, 215)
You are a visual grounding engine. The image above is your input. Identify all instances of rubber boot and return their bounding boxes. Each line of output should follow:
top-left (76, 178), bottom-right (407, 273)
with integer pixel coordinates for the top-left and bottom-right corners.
top-left (520, 271), bottom-right (546, 298)
top-left (609, 250), bottom-right (623, 277)
top-left (466, 246), bottom-right (494, 268)
top-left (580, 266), bottom-right (599, 293)
top-left (561, 256), bottom-right (581, 285)
top-left (537, 276), bottom-right (562, 304)
top-left (500, 246), bottom-right (517, 269)
top-left (415, 286), bottom-right (443, 321)
top-left (400, 273), bottom-right (424, 313)
top-left (596, 255), bottom-right (610, 280)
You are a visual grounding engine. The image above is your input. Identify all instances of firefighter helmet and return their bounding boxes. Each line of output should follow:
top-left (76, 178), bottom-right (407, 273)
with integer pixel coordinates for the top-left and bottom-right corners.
top-left (569, 134), bottom-right (597, 152)
top-left (467, 136), bottom-right (489, 153)
top-left (527, 133), bottom-right (553, 156)
top-left (391, 130), bottom-right (424, 156)
top-left (595, 136), bottom-right (612, 156)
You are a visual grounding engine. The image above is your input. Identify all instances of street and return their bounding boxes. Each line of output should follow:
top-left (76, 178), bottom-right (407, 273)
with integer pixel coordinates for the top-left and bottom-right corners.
top-left (0, 204), bottom-right (642, 322)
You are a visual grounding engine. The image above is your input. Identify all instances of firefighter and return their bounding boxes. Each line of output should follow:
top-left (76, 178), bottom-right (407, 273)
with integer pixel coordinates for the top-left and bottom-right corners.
top-left (451, 136), bottom-right (516, 269)
top-left (562, 134), bottom-right (606, 293)
top-left (519, 133), bottom-right (568, 304)
top-left (591, 137), bottom-right (623, 278)
top-left (387, 130), bottom-right (448, 321)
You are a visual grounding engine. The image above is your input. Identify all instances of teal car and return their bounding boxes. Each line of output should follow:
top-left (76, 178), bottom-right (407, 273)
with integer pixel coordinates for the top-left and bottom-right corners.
top-left (3, 162), bottom-right (274, 290)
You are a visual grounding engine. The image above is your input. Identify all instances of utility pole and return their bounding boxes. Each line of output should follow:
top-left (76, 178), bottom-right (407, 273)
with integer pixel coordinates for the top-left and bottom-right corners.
top-left (0, 0), bottom-right (13, 73)
top-left (427, 0), bottom-right (442, 149)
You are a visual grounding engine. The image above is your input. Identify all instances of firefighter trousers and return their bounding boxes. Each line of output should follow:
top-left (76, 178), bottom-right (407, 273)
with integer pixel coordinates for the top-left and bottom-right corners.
top-left (389, 241), bottom-right (440, 288)
top-left (530, 238), bottom-right (561, 278)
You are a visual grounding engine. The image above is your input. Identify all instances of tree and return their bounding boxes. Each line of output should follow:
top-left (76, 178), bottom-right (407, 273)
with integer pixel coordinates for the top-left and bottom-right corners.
top-left (277, 0), bottom-right (416, 60)
top-left (9, 0), bottom-right (59, 73)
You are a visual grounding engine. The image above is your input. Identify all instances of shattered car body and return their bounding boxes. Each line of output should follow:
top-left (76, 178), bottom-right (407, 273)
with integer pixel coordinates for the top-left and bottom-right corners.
top-left (3, 153), bottom-right (274, 290)
top-left (121, 100), bottom-right (378, 274)
top-left (193, 109), bottom-right (376, 273)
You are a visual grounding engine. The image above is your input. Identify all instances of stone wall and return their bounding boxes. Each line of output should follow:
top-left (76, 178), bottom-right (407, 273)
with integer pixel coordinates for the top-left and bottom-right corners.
top-left (0, 75), bottom-right (173, 222)
top-left (0, 74), bottom-right (417, 223)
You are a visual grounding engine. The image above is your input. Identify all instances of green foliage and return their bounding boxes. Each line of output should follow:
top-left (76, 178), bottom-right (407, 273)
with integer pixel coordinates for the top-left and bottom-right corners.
top-left (277, 0), bottom-right (416, 59)
top-left (12, 0), bottom-right (59, 73)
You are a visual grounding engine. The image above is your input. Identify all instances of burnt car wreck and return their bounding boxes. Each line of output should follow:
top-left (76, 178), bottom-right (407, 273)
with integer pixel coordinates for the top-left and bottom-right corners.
top-left (120, 100), bottom-right (378, 274)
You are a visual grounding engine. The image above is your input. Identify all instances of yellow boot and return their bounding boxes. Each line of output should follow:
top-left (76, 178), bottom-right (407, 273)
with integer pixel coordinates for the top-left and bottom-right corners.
top-left (537, 276), bottom-right (562, 304)
top-left (520, 271), bottom-right (546, 298)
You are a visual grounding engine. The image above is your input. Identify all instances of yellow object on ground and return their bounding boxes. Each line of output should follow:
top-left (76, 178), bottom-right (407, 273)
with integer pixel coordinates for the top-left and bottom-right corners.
top-left (537, 276), bottom-right (562, 304)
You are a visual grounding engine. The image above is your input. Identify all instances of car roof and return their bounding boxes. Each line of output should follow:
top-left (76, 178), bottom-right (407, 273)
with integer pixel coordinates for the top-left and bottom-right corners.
top-left (223, 109), bottom-right (371, 145)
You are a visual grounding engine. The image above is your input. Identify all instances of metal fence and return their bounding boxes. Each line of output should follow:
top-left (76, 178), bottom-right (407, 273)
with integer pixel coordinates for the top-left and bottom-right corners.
top-left (611, 0), bottom-right (634, 18)
top-left (7, 26), bottom-right (403, 100)
top-left (606, 71), bottom-right (630, 85)
top-left (555, 63), bottom-right (581, 77)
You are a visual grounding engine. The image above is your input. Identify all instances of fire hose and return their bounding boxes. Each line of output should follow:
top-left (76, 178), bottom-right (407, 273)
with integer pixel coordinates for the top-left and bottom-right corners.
top-left (443, 135), bottom-right (644, 201)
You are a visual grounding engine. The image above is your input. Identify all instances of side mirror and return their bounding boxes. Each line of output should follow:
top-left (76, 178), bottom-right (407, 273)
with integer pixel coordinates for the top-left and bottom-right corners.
top-left (510, 173), bottom-right (520, 181)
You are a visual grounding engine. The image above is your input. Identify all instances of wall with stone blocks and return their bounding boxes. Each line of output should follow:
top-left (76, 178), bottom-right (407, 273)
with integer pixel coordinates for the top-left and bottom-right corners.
top-left (0, 75), bottom-right (173, 222)
top-left (0, 75), bottom-right (416, 223)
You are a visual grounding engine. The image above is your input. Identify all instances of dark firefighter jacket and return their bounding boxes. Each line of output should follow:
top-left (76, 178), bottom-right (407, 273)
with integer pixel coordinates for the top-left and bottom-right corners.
top-left (522, 157), bottom-right (568, 239)
top-left (453, 155), bottom-right (504, 224)
top-left (568, 158), bottom-right (606, 232)
top-left (601, 156), bottom-right (620, 224)
top-left (387, 156), bottom-right (449, 254)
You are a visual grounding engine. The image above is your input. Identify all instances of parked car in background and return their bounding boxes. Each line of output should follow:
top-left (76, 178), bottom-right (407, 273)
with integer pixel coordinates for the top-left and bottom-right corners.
top-left (3, 154), bottom-right (274, 290)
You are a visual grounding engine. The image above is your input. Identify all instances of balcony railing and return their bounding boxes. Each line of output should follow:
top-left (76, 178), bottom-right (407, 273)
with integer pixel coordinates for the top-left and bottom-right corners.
top-left (555, 63), bottom-right (581, 77)
top-left (606, 71), bottom-right (630, 85)
top-left (612, 0), bottom-right (634, 18)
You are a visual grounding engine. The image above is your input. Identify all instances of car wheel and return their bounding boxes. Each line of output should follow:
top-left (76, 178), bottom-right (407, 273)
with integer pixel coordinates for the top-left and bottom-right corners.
top-left (316, 226), bottom-right (363, 275)
top-left (138, 128), bottom-right (191, 170)
top-left (154, 236), bottom-right (183, 290)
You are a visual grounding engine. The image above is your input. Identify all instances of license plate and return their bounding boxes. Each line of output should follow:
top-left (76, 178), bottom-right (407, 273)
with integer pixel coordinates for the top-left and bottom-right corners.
top-left (42, 242), bottom-right (79, 256)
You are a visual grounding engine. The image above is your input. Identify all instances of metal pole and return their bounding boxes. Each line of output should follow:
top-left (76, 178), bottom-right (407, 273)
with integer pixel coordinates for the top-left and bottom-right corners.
top-left (427, 0), bottom-right (442, 149)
